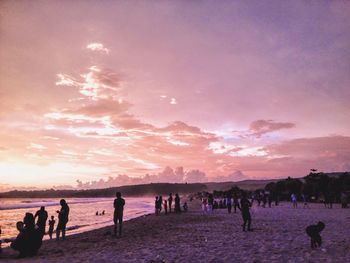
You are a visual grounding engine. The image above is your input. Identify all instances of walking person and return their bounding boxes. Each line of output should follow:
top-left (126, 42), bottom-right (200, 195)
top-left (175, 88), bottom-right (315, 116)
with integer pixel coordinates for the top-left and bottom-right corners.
top-left (113, 192), bottom-right (125, 237)
top-left (239, 192), bottom-right (252, 232)
top-left (56, 199), bottom-right (69, 240)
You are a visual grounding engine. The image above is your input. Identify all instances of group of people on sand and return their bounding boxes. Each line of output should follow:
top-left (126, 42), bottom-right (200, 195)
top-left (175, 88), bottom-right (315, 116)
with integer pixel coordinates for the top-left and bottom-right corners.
top-left (202, 192), bottom-right (252, 232)
top-left (290, 192), bottom-right (349, 209)
top-left (155, 193), bottom-right (185, 215)
top-left (10, 199), bottom-right (70, 258)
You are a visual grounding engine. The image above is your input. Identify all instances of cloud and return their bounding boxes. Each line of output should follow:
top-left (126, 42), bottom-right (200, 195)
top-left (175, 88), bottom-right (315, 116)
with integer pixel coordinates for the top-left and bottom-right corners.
top-left (184, 169), bottom-right (207, 183)
top-left (73, 166), bottom-right (207, 189)
top-left (86, 43), bottom-right (110, 54)
top-left (266, 135), bottom-right (350, 159)
top-left (249, 119), bottom-right (295, 137)
top-left (56, 67), bottom-right (120, 100)
top-left (64, 99), bottom-right (130, 117)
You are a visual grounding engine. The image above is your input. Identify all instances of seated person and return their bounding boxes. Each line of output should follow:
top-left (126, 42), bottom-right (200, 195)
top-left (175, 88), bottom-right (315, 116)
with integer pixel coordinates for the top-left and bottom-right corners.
top-left (11, 213), bottom-right (43, 258)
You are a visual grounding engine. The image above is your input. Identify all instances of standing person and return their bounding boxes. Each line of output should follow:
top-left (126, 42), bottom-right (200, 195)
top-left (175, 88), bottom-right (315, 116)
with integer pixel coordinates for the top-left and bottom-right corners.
top-left (34, 206), bottom-right (48, 237)
top-left (174, 193), bottom-right (181, 213)
top-left (226, 194), bottom-right (232, 214)
top-left (159, 195), bottom-right (163, 212)
top-left (56, 199), bottom-right (70, 240)
top-left (113, 192), bottom-right (125, 237)
top-left (268, 193), bottom-right (272, 208)
top-left (239, 192), bottom-right (252, 232)
top-left (257, 192), bottom-right (262, 206)
top-left (341, 192), bottom-right (348, 208)
top-left (168, 193), bottom-right (173, 213)
top-left (48, 216), bottom-right (55, 240)
top-left (155, 196), bottom-right (160, 215)
top-left (302, 194), bottom-right (309, 208)
top-left (262, 192), bottom-right (267, 208)
top-left (291, 193), bottom-right (297, 208)
top-left (202, 197), bottom-right (208, 213)
top-left (163, 199), bottom-right (168, 215)
top-left (208, 194), bottom-right (214, 213)
top-left (233, 193), bottom-right (240, 213)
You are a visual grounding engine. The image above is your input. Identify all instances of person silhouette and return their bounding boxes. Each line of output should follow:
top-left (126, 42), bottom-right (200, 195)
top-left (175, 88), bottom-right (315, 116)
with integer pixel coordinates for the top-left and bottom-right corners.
top-left (183, 202), bottom-right (188, 212)
top-left (291, 193), bottom-right (297, 208)
top-left (175, 193), bottom-right (181, 213)
top-left (226, 194), bottom-right (232, 213)
top-left (163, 199), bottom-right (168, 215)
top-left (168, 193), bottom-right (173, 213)
top-left (113, 192), bottom-right (125, 237)
top-left (48, 216), bottom-right (55, 240)
top-left (34, 206), bottom-right (48, 237)
top-left (159, 196), bottom-right (163, 212)
top-left (233, 193), bottom-right (240, 213)
top-left (239, 192), bottom-right (251, 232)
top-left (155, 196), bottom-right (160, 215)
top-left (306, 222), bottom-right (325, 248)
top-left (56, 199), bottom-right (69, 240)
top-left (11, 213), bottom-right (43, 258)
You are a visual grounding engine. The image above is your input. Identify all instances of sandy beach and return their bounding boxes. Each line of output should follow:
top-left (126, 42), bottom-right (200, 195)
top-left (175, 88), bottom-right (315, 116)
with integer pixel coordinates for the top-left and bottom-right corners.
top-left (1, 201), bottom-right (350, 263)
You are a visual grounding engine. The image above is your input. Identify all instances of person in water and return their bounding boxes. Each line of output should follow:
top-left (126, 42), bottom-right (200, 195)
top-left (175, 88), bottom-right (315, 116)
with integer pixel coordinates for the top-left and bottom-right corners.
top-left (48, 216), bottom-right (55, 240)
top-left (239, 192), bottom-right (251, 232)
top-left (56, 199), bottom-right (70, 240)
top-left (113, 192), bottom-right (125, 237)
top-left (34, 206), bottom-right (48, 237)
top-left (11, 213), bottom-right (43, 258)
top-left (306, 222), bottom-right (325, 249)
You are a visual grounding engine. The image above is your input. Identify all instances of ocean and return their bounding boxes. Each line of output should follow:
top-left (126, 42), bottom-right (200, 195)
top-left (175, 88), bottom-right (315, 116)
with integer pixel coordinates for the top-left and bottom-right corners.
top-left (0, 197), bottom-right (154, 246)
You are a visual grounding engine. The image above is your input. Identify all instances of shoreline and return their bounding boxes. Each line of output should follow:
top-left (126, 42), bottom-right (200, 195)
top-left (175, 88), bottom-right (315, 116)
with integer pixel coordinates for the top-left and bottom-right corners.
top-left (1, 201), bottom-right (350, 262)
top-left (0, 211), bottom-right (154, 247)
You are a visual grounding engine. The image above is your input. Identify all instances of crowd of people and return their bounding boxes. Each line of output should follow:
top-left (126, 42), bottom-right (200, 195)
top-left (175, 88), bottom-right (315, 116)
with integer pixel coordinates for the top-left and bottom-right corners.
top-left (201, 192), bottom-right (252, 231)
top-left (154, 193), bottom-right (186, 215)
top-left (5, 188), bottom-right (347, 258)
top-left (8, 199), bottom-right (69, 258)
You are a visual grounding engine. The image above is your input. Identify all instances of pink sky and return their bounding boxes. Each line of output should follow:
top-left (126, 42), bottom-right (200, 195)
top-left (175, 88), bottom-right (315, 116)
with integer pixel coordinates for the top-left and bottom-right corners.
top-left (0, 1), bottom-right (350, 190)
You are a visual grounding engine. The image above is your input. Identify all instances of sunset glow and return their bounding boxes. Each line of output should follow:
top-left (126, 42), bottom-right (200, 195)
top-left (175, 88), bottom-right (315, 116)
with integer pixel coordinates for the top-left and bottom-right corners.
top-left (1, 1), bottom-right (349, 190)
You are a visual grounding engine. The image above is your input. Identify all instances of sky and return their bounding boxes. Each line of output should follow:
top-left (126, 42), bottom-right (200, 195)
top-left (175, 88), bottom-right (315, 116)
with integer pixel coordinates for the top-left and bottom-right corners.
top-left (0, 1), bottom-right (350, 190)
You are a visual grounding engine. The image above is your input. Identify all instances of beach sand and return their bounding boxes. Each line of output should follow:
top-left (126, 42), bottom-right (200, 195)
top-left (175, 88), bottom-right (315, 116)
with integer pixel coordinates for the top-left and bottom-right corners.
top-left (1, 201), bottom-right (350, 262)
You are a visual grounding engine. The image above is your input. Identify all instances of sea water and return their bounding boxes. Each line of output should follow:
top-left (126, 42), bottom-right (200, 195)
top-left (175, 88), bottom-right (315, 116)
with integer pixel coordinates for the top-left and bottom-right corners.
top-left (0, 197), bottom-right (154, 246)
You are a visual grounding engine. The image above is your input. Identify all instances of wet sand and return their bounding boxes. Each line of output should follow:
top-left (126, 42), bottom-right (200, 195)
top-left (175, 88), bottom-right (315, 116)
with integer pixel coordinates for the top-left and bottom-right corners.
top-left (1, 202), bottom-right (350, 262)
